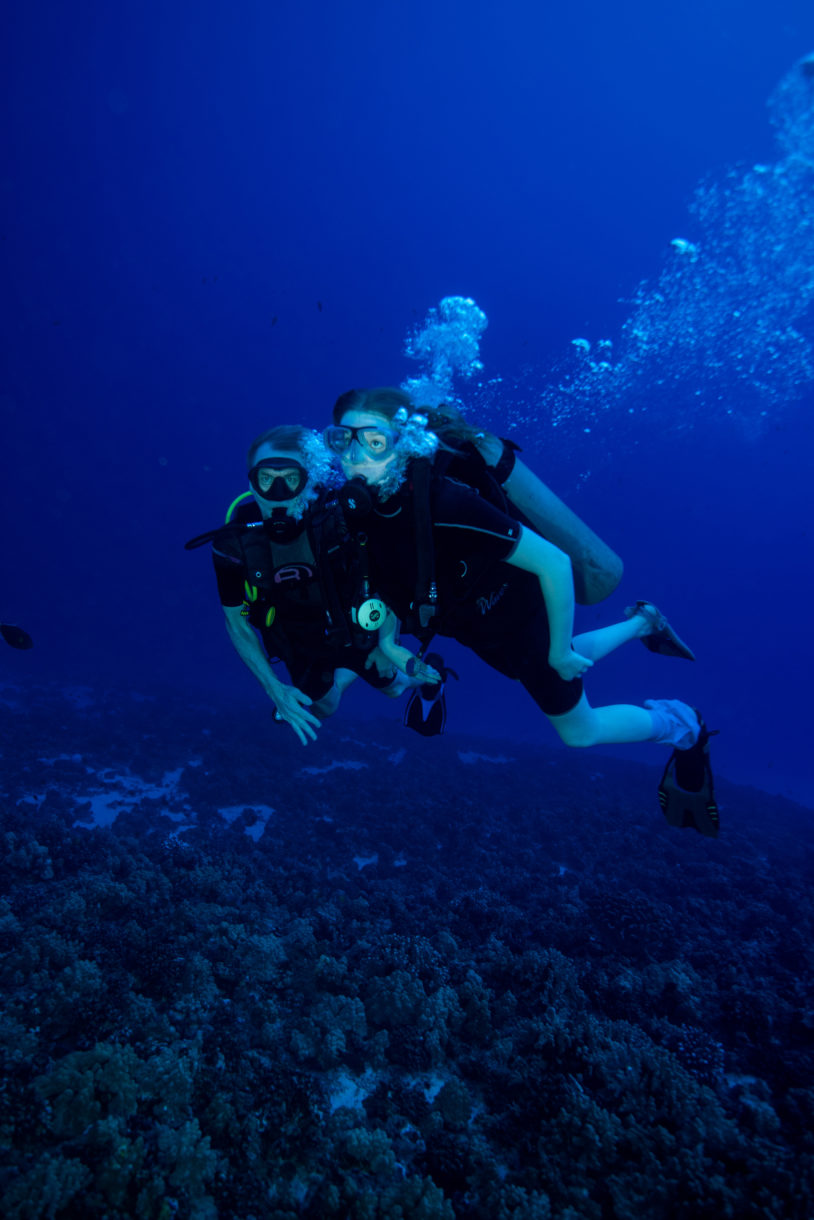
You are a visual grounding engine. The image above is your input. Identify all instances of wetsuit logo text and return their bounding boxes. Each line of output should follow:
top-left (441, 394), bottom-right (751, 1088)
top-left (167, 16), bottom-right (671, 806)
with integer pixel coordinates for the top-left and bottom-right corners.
top-left (476, 583), bottom-right (508, 615)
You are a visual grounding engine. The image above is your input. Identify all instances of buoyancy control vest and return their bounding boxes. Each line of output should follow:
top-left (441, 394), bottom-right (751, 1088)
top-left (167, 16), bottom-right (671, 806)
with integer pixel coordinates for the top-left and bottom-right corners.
top-left (185, 492), bottom-right (374, 657)
top-left (404, 438), bottom-right (524, 642)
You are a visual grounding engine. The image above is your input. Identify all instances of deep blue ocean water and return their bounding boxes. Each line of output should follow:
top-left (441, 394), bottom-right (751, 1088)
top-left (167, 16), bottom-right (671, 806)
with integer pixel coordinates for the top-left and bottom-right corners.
top-left (3, 4), bottom-right (814, 1216)
top-left (3, 0), bottom-right (814, 803)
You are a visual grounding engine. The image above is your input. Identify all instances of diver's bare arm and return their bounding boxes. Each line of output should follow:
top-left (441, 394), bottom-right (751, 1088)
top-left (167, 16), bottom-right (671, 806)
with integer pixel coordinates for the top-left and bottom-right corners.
top-left (505, 527), bottom-right (592, 680)
top-left (475, 433), bottom-right (623, 601)
top-left (222, 605), bottom-right (288, 700)
top-left (221, 606), bottom-right (321, 743)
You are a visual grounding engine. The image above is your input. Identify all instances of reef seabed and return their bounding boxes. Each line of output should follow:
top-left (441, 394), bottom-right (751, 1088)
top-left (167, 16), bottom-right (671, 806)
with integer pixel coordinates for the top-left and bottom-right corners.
top-left (1, 684), bottom-right (812, 1219)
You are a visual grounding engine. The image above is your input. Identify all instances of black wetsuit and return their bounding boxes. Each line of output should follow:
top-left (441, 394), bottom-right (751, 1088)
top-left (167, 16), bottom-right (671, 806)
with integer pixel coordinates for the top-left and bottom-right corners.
top-left (361, 473), bottom-right (583, 717)
top-left (212, 504), bottom-right (394, 702)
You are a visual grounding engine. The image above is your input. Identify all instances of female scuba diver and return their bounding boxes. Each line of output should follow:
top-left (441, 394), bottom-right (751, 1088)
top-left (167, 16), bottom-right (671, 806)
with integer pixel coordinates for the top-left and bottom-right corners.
top-left (187, 424), bottom-right (438, 746)
top-left (324, 388), bottom-right (718, 836)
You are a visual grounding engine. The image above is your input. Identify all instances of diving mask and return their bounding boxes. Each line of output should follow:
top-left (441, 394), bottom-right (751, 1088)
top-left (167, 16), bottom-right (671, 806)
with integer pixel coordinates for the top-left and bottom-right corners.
top-left (323, 424), bottom-right (397, 461)
top-left (248, 458), bottom-right (309, 502)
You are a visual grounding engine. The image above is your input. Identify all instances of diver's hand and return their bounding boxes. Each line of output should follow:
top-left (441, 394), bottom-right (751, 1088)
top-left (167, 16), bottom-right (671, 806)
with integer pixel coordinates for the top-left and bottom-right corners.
top-left (375, 628), bottom-right (441, 685)
top-left (404, 655), bottom-right (441, 685)
top-left (374, 642), bottom-right (441, 685)
top-left (270, 684), bottom-right (321, 745)
top-left (363, 644), bottom-right (398, 681)
top-left (550, 650), bottom-right (594, 682)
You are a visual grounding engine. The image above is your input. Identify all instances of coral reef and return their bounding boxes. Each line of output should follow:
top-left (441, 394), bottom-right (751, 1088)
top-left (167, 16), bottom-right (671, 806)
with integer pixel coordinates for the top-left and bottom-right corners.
top-left (0, 684), bottom-right (812, 1218)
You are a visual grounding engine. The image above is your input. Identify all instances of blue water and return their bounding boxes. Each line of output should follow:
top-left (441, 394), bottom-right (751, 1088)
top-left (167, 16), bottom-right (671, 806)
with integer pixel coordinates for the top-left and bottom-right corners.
top-left (3, 4), bottom-right (814, 1216)
top-left (3, 1), bottom-right (814, 803)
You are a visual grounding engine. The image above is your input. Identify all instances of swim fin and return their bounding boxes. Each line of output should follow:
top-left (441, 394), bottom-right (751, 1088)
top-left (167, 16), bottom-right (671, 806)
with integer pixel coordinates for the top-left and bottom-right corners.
top-left (658, 714), bottom-right (720, 837)
top-left (404, 689), bottom-right (447, 737)
top-left (1, 623), bottom-right (33, 650)
top-left (403, 653), bottom-right (456, 737)
top-left (626, 601), bottom-right (696, 661)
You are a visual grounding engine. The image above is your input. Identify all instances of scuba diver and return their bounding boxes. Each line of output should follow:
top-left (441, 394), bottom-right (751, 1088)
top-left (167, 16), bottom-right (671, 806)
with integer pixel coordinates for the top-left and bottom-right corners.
top-left (323, 387), bottom-right (719, 837)
top-left (1, 623), bottom-right (33, 649)
top-left (185, 425), bottom-right (439, 746)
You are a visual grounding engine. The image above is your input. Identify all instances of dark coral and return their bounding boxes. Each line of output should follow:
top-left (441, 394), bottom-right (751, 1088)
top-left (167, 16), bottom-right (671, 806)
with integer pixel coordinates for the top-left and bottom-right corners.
top-left (1, 685), bottom-right (813, 1218)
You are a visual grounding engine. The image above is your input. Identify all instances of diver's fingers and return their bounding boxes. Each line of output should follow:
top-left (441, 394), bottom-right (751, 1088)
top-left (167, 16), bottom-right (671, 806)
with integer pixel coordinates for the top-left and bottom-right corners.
top-left (295, 718), bottom-right (319, 746)
top-left (277, 687), bottom-right (319, 721)
top-left (405, 655), bottom-right (440, 679)
top-left (273, 690), bottom-right (321, 744)
top-left (567, 652), bottom-right (594, 677)
top-left (298, 714), bottom-right (320, 742)
top-left (290, 721), bottom-right (309, 747)
top-left (552, 651), bottom-right (593, 681)
top-left (290, 703), bottom-right (321, 728)
top-left (289, 686), bottom-right (314, 708)
top-left (276, 711), bottom-right (319, 746)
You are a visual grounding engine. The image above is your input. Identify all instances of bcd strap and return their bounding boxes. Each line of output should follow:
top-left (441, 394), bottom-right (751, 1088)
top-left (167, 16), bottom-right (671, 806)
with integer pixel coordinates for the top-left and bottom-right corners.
top-left (410, 458), bottom-right (439, 636)
top-left (492, 437), bottom-right (522, 486)
top-left (309, 503), bottom-right (354, 649)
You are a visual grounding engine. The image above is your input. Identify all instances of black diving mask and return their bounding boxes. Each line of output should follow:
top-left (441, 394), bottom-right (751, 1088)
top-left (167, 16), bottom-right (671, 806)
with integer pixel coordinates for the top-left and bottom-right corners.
top-left (324, 424), bottom-right (397, 460)
top-left (249, 458), bottom-right (309, 502)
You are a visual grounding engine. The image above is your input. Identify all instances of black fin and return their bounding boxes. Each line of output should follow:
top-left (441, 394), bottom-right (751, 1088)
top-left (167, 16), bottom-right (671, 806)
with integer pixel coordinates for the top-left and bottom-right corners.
top-left (628, 601), bottom-right (696, 660)
top-left (403, 652), bottom-right (454, 737)
top-left (643, 625), bottom-right (696, 662)
top-left (404, 689), bottom-right (447, 737)
top-left (658, 724), bottom-right (720, 838)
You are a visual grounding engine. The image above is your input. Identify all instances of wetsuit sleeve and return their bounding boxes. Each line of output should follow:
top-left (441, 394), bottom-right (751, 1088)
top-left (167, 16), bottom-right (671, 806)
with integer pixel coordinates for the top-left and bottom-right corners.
top-left (212, 543), bottom-right (246, 607)
top-left (433, 478), bottom-right (523, 562)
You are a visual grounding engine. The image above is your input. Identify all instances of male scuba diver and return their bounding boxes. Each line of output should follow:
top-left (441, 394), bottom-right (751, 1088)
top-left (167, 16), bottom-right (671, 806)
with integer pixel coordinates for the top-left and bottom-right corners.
top-left (185, 425), bottom-right (438, 745)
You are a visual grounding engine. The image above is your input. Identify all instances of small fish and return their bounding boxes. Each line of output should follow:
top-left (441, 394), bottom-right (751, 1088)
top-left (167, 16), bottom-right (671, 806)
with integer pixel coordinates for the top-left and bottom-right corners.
top-left (1, 623), bottom-right (33, 650)
top-left (317, 300), bottom-right (323, 312)
top-left (271, 316), bottom-right (278, 327)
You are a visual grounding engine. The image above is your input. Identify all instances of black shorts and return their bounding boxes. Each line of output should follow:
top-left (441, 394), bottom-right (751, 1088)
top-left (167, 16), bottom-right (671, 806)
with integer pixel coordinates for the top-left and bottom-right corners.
top-left (460, 605), bottom-right (583, 718)
top-left (287, 644), bottom-right (396, 702)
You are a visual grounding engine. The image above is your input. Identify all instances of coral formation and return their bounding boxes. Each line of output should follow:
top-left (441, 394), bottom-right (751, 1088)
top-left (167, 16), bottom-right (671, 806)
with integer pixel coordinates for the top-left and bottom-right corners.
top-left (0, 684), bottom-right (812, 1217)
